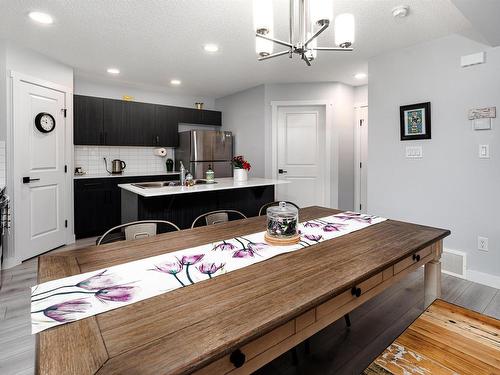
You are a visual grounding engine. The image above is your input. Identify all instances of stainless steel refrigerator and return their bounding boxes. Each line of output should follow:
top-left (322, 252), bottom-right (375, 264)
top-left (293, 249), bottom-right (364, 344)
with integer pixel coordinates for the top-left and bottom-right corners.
top-left (175, 130), bottom-right (233, 179)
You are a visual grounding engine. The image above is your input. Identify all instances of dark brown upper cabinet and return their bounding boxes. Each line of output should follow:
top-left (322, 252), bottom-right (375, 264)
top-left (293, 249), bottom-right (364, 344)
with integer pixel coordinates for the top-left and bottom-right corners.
top-left (74, 95), bottom-right (104, 145)
top-left (74, 95), bottom-right (221, 146)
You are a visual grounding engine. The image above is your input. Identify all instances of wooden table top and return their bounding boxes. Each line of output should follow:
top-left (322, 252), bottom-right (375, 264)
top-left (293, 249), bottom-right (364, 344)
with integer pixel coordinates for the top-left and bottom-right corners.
top-left (36, 206), bottom-right (450, 375)
top-left (364, 299), bottom-right (500, 374)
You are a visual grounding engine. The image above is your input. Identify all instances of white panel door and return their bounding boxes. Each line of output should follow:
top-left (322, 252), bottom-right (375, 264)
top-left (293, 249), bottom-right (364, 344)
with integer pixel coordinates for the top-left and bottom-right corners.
top-left (276, 106), bottom-right (326, 207)
top-left (14, 80), bottom-right (67, 260)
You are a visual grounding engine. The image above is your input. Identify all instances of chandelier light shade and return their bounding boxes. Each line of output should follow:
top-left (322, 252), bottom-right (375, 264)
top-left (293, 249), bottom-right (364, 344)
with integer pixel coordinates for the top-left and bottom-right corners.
top-left (253, 0), bottom-right (273, 33)
top-left (253, 0), bottom-right (354, 66)
top-left (334, 13), bottom-right (355, 48)
top-left (310, 0), bottom-right (333, 25)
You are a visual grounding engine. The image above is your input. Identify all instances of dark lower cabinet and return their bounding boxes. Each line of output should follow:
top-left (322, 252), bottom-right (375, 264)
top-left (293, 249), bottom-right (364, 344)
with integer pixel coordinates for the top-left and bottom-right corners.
top-left (74, 175), bottom-right (179, 239)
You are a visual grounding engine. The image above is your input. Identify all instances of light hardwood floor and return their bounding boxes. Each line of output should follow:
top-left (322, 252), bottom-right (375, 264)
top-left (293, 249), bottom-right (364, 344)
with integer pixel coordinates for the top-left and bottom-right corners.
top-left (0, 239), bottom-right (499, 375)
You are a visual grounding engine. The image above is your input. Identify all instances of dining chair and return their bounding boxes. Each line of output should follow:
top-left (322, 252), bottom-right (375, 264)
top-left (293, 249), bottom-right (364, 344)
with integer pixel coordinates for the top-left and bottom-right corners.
top-left (191, 209), bottom-right (247, 229)
top-left (96, 220), bottom-right (180, 246)
top-left (258, 201), bottom-right (300, 216)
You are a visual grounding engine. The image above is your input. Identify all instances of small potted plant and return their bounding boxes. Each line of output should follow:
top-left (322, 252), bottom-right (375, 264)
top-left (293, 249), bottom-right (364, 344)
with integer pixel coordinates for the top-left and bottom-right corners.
top-left (232, 155), bottom-right (251, 182)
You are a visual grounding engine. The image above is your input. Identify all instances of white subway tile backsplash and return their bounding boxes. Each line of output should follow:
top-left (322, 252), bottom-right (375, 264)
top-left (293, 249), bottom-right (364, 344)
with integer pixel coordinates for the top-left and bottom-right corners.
top-left (74, 146), bottom-right (175, 175)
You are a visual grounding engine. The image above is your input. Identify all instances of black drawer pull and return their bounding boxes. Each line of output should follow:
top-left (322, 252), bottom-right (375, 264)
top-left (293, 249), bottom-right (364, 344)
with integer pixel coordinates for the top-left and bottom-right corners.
top-left (229, 349), bottom-right (246, 368)
top-left (351, 287), bottom-right (361, 298)
top-left (412, 253), bottom-right (421, 262)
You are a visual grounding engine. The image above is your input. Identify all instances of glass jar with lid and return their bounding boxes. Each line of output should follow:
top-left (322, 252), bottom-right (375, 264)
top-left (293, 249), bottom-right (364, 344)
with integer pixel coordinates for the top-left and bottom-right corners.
top-left (265, 202), bottom-right (299, 243)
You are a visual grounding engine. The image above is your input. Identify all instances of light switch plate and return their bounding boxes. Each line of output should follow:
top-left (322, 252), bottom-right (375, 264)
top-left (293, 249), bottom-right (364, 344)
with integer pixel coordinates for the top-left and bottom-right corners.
top-left (405, 146), bottom-right (423, 159)
top-left (473, 118), bottom-right (492, 130)
top-left (479, 144), bottom-right (490, 159)
top-left (478, 236), bottom-right (488, 252)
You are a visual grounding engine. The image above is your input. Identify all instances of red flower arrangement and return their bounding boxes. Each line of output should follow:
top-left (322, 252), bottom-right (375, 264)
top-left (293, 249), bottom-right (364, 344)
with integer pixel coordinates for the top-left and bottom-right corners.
top-left (232, 155), bottom-right (251, 171)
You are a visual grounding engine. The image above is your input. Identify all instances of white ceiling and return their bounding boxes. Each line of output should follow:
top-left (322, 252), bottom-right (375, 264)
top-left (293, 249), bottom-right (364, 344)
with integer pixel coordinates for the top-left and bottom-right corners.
top-left (0, 0), bottom-right (473, 98)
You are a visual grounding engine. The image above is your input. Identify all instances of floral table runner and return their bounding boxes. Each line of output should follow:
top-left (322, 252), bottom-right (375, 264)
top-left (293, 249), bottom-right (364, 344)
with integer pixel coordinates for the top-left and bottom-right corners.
top-left (31, 211), bottom-right (386, 334)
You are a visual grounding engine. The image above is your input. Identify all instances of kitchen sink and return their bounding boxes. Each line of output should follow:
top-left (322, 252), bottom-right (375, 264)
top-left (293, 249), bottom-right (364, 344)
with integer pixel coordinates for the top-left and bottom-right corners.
top-left (132, 180), bottom-right (217, 189)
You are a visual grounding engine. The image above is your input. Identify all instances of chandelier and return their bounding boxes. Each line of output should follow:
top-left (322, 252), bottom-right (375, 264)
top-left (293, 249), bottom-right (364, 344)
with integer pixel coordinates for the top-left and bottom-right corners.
top-left (253, 0), bottom-right (354, 66)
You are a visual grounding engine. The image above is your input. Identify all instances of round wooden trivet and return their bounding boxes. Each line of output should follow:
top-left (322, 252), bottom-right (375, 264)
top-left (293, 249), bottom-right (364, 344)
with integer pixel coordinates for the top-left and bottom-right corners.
top-left (264, 233), bottom-right (301, 246)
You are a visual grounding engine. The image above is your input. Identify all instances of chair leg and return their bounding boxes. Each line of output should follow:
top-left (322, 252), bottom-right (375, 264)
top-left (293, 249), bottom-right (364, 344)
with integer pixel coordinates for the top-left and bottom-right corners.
top-left (291, 347), bottom-right (299, 366)
top-left (304, 338), bottom-right (311, 355)
top-left (344, 313), bottom-right (351, 328)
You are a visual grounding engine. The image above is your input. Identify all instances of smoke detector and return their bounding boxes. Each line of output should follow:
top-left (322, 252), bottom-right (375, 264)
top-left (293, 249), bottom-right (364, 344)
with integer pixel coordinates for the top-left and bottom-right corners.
top-left (392, 5), bottom-right (409, 18)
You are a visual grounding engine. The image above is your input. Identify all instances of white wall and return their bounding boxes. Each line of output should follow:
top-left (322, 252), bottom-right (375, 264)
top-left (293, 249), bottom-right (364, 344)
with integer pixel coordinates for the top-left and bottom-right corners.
top-left (75, 76), bottom-right (215, 109)
top-left (215, 85), bottom-right (266, 177)
top-left (354, 85), bottom-right (368, 107)
top-left (368, 34), bottom-right (500, 280)
top-left (216, 82), bottom-right (355, 210)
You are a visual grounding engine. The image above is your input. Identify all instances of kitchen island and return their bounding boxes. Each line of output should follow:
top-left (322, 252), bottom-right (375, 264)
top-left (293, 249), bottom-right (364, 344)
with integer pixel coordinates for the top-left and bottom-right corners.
top-left (119, 177), bottom-right (288, 228)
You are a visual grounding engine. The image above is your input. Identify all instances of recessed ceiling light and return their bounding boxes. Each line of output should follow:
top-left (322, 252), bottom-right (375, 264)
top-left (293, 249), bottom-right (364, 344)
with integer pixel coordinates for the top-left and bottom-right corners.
top-left (28, 11), bottom-right (53, 25)
top-left (392, 5), bottom-right (409, 18)
top-left (170, 79), bottom-right (181, 85)
top-left (354, 73), bottom-right (367, 80)
top-left (204, 44), bottom-right (219, 53)
top-left (107, 68), bottom-right (120, 75)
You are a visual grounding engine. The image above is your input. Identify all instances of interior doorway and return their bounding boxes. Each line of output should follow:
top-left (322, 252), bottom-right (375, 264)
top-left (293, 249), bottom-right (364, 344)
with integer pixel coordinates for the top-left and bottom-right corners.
top-left (354, 106), bottom-right (368, 213)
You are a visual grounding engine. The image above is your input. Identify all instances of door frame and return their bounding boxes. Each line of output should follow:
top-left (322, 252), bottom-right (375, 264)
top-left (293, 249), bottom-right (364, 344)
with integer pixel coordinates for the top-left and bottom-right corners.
top-left (354, 105), bottom-right (368, 213)
top-left (6, 71), bottom-right (74, 267)
top-left (271, 100), bottom-right (336, 208)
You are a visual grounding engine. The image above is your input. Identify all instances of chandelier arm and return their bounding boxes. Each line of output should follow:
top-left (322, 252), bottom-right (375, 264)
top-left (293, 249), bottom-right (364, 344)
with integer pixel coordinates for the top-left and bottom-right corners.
top-left (255, 33), bottom-right (293, 48)
top-left (289, 0), bottom-right (294, 58)
top-left (304, 21), bottom-right (329, 47)
top-left (258, 50), bottom-right (291, 61)
top-left (313, 47), bottom-right (354, 51)
top-left (301, 54), bottom-right (311, 66)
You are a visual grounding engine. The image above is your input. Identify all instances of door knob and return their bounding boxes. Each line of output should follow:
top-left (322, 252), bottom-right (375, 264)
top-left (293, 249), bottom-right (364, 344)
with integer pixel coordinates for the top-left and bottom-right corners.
top-left (278, 169), bottom-right (288, 174)
top-left (22, 177), bottom-right (40, 184)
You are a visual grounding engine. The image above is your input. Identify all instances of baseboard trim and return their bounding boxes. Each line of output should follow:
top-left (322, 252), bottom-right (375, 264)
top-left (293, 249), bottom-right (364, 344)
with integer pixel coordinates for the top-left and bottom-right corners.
top-left (467, 270), bottom-right (500, 289)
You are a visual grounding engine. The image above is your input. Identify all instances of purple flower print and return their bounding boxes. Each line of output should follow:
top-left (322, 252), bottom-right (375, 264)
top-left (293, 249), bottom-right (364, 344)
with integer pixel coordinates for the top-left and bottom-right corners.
top-left (31, 269), bottom-right (118, 298)
top-left (322, 223), bottom-right (347, 232)
top-left (197, 263), bottom-right (225, 279)
top-left (213, 241), bottom-right (236, 251)
top-left (304, 221), bottom-right (321, 228)
top-left (76, 270), bottom-right (117, 291)
top-left (178, 254), bottom-right (205, 285)
top-left (153, 262), bottom-right (183, 275)
top-left (151, 262), bottom-right (185, 287)
top-left (335, 212), bottom-right (372, 223)
top-left (247, 242), bottom-right (268, 252)
top-left (95, 285), bottom-right (136, 303)
top-left (32, 298), bottom-right (91, 323)
top-left (232, 249), bottom-right (256, 258)
top-left (304, 234), bottom-right (322, 242)
top-left (179, 254), bottom-right (204, 265)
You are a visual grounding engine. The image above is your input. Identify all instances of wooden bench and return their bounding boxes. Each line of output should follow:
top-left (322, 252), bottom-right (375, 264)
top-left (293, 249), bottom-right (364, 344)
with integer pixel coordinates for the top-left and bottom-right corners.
top-left (363, 299), bottom-right (500, 375)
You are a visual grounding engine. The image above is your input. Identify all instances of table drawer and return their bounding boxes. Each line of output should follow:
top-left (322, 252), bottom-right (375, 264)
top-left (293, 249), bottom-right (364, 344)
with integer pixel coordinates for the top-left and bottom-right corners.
top-left (394, 246), bottom-right (432, 275)
top-left (193, 321), bottom-right (295, 375)
top-left (316, 271), bottom-right (383, 320)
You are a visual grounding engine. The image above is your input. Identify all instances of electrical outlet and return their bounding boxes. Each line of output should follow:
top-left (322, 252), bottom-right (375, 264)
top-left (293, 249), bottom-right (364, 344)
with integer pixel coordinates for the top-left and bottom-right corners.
top-left (478, 236), bottom-right (488, 252)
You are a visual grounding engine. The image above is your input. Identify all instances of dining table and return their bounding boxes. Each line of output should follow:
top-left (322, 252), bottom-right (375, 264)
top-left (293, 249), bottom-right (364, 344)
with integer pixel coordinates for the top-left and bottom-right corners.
top-left (35, 206), bottom-right (450, 375)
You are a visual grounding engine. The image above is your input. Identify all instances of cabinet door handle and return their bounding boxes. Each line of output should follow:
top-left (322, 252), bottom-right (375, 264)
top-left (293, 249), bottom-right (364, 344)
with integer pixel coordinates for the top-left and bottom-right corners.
top-left (104, 132), bottom-right (108, 145)
top-left (156, 135), bottom-right (160, 145)
top-left (351, 287), bottom-right (361, 298)
top-left (229, 349), bottom-right (246, 368)
top-left (412, 253), bottom-right (421, 262)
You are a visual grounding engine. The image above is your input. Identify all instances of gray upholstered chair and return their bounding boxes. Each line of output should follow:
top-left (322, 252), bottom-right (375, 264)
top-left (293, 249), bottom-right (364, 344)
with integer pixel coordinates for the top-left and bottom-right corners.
top-left (96, 220), bottom-right (180, 246)
top-left (191, 209), bottom-right (247, 229)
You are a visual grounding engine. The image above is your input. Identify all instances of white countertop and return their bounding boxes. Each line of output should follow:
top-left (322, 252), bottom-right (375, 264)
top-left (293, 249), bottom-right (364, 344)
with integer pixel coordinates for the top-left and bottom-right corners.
top-left (73, 171), bottom-right (180, 179)
top-left (119, 177), bottom-right (289, 197)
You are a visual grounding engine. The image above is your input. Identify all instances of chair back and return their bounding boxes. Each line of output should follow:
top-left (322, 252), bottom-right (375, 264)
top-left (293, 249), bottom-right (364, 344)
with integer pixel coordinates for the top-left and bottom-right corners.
top-left (124, 223), bottom-right (157, 240)
top-left (191, 210), bottom-right (246, 229)
top-left (258, 201), bottom-right (300, 216)
top-left (97, 220), bottom-right (180, 246)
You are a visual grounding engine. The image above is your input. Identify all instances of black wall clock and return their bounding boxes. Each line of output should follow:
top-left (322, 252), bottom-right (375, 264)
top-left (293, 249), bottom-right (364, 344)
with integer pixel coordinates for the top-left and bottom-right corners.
top-left (34, 112), bottom-right (56, 133)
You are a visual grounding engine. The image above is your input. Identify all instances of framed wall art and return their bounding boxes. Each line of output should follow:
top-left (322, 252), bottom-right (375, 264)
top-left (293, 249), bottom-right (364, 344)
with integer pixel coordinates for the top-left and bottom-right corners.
top-left (400, 102), bottom-right (431, 141)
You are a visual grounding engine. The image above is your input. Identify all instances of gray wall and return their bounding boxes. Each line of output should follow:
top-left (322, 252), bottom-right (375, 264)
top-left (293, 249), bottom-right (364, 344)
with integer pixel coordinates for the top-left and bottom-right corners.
top-left (216, 82), bottom-right (355, 210)
top-left (215, 85), bottom-right (266, 178)
top-left (368, 34), bottom-right (500, 277)
top-left (75, 76), bottom-right (215, 109)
